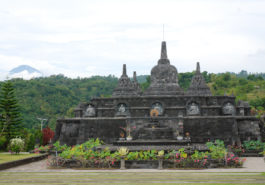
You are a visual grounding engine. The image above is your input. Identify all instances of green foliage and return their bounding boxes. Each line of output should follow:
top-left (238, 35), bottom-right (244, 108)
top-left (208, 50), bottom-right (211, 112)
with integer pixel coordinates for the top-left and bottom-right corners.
top-left (9, 137), bottom-right (24, 154)
top-left (140, 76), bottom-right (150, 91)
top-left (243, 140), bottom-right (265, 151)
top-left (0, 136), bottom-right (7, 151)
top-left (53, 141), bottom-right (70, 152)
top-left (191, 150), bottom-right (208, 160)
top-left (55, 139), bottom-right (246, 169)
top-left (3, 75), bottom-right (118, 130)
top-left (0, 80), bottom-right (23, 147)
top-left (206, 140), bottom-right (226, 159)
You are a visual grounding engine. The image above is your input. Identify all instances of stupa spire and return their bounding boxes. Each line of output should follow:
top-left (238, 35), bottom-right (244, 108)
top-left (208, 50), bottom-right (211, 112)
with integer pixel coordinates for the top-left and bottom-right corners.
top-left (196, 62), bottom-right (200, 74)
top-left (133, 71), bottom-right (137, 81)
top-left (160, 41), bottom-right (168, 59)
top-left (186, 63), bottom-right (212, 96)
top-left (122, 64), bottom-right (127, 76)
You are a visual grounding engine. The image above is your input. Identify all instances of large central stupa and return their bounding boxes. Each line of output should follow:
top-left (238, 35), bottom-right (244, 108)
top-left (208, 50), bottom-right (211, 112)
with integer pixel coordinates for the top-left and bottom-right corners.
top-left (54, 41), bottom-right (262, 149)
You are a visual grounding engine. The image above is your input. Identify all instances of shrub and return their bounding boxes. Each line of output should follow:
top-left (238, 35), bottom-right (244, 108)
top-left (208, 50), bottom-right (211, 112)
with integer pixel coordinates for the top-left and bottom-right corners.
top-left (206, 140), bottom-right (226, 159)
top-left (42, 127), bottom-right (54, 145)
top-left (9, 137), bottom-right (24, 154)
top-left (243, 140), bottom-right (265, 151)
top-left (53, 141), bottom-right (70, 152)
top-left (0, 136), bottom-right (7, 151)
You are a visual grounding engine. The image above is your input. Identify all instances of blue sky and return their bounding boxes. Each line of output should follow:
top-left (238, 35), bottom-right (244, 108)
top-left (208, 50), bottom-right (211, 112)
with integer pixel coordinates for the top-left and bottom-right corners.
top-left (0, 0), bottom-right (265, 80)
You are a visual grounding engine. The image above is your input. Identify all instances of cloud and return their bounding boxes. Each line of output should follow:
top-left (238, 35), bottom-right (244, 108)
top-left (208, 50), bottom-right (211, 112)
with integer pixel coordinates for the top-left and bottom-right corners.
top-left (0, 0), bottom-right (265, 81)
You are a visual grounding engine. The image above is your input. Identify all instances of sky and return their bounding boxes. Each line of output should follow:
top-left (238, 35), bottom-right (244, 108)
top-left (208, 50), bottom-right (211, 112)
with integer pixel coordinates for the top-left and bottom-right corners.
top-left (0, 0), bottom-right (265, 80)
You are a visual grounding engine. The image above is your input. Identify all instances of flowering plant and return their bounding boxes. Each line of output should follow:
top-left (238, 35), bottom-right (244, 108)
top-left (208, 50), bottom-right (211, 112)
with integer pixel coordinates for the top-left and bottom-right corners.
top-left (9, 137), bottom-right (24, 154)
top-left (225, 153), bottom-right (246, 167)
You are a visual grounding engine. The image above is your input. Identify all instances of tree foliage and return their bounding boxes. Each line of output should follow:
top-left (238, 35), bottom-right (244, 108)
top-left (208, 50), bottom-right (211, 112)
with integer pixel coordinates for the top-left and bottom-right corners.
top-left (0, 80), bottom-right (23, 143)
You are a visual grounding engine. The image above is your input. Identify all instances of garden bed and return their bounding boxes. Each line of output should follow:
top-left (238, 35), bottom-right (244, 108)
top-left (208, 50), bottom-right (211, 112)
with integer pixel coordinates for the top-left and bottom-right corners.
top-left (48, 139), bottom-right (247, 169)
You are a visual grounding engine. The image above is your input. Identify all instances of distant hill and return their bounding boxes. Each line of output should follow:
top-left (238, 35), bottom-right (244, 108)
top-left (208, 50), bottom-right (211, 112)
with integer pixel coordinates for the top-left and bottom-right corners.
top-left (9, 65), bottom-right (43, 80)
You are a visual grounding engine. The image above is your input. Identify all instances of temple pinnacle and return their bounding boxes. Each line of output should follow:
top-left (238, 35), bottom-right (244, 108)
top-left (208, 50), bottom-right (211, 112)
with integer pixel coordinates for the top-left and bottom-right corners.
top-left (160, 41), bottom-right (168, 59)
top-left (196, 62), bottom-right (201, 74)
top-left (133, 71), bottom-right (137, 82)
top-left (122, 64), bottom-right (127, 76)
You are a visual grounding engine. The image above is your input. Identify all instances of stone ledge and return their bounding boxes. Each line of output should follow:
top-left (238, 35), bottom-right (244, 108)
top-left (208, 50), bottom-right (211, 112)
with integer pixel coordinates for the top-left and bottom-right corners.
top-left (0, 153), bottom-right (48, 171)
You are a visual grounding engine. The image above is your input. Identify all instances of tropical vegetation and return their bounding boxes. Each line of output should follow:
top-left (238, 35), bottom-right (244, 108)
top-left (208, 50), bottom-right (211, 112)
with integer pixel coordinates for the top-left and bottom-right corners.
top-left (49, 139), bottom-right (246, 169)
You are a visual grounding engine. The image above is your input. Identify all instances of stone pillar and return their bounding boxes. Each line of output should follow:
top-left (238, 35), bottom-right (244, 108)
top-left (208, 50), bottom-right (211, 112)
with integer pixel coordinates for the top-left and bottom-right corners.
top-left (120, 157), bottom-right (126, 170)
top-left (158, 157), bottom-right (163, 170)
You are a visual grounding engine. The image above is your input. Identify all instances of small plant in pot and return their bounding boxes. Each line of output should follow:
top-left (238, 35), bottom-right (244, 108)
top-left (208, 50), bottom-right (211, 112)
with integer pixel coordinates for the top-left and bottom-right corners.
top-left (118, 147), bottom-right (129, 170)
top-left (126, 135), bottom-right (132, 141)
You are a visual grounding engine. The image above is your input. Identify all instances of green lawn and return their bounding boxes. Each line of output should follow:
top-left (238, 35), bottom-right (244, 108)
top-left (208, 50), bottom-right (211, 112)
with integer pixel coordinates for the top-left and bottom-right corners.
top-left (0, 172), bottom-right (264, 185)
top-left (0, 153), bottom-right (40, 164)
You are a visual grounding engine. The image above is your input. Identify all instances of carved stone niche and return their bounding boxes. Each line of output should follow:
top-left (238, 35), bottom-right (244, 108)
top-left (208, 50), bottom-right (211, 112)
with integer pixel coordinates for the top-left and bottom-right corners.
top-left (116, 103), bottom-right (129, 117)
top-left (222, 102), bottom-right (235, 115)
top-left (151, 102), bottom-right (164, 116)
top-left (187, 102), bottom-right (200, 116)
top-left (64, 124), bottom-right (79, 138)
top-left (83, 104), bottom-right (96, 117)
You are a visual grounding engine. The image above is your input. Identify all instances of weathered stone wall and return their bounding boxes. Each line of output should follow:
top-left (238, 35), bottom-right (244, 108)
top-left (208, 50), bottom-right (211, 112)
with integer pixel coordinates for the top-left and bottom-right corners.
top-left (79, 96), bottom-right (239, 118)
top-left (55, 116), bottom-right (261, 146)
top-left (55, 118), bottom-right (127, 145)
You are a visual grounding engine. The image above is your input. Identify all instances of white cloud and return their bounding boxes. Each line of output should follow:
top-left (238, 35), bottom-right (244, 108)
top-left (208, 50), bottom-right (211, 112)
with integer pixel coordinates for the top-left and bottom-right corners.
top-left (0, 0), bottom-right (264, 81)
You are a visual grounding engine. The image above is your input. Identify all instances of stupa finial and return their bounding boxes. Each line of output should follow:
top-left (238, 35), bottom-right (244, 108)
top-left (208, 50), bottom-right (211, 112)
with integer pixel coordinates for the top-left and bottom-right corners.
top-left (133, 71), bottom-right (137, 81)
top-left (160, 41), bottom-right (168, 59)
top-left (196, 62), bottom-right (200, 74)
top-left (122, 64), bottom-right (127, 76)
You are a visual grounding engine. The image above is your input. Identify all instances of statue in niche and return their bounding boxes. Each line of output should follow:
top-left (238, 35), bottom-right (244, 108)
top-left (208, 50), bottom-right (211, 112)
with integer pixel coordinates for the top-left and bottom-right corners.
top-left (239, 108), bottom-right (244, 116)
top-left (223, 102), bottom-right (235, 115)
top-left (187, 102), bottom-right (200, 115)
top-left (151, 102), bottom-right (163, 115)
top-left (84, 104), bottom-right (96, 117)
top-left (118, 104), bottom-right (126, 113)
top-left (116, 103), bottom-right (129, 116)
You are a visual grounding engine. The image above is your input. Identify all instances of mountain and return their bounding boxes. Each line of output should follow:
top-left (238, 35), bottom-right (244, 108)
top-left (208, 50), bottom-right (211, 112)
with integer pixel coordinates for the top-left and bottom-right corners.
top-left (9, 65), bottom-right (43, 80)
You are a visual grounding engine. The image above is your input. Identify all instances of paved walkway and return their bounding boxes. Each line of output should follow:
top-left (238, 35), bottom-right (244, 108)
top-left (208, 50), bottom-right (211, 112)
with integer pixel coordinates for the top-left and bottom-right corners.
top-left (3, 157), bottom-right (265, 172)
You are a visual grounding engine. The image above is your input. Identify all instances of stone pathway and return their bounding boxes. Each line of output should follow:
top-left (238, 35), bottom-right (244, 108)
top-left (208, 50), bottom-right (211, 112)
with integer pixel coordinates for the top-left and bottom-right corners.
top-left (3, 157), bottom-right (265, 172)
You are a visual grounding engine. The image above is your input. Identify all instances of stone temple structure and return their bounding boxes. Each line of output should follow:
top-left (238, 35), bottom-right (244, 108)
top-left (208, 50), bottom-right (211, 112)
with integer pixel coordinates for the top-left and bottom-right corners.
top-left (54, 41), bottom-right (263, 149)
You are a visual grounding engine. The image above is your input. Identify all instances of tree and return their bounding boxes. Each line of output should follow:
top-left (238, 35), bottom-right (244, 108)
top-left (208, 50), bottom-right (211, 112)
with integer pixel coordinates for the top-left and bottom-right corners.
top-left (0, 80), bottom-right (23, 144)
top-left (42, 126), bottom-right (54, 145)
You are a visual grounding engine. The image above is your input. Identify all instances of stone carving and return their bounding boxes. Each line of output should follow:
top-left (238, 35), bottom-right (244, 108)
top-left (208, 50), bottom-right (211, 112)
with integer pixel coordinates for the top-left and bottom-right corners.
top-left (151, 102), bottom-right (163, 116)
top-left (209, 98), bottom-right (218, 105)
top-left (223, 102), bottom-right (235, 115)
top-left (187, 102), bottom-right (200, 115)
top-left (144, 41), bottom-right (184, 96)
top-left (187, 62), bottom-right (212, 96)
top-left (118, 104), bottom-right (126, 113)
top-left (116, 103), bottom-right (129, 116)
top-left (84, 104), bottom-right (96, 117)
top-left (132, 71), bottom-right (142, 95)
top-left (112, 64), bottom-right (140, 97)
top-left (64, 124), bottom-right (79, 137)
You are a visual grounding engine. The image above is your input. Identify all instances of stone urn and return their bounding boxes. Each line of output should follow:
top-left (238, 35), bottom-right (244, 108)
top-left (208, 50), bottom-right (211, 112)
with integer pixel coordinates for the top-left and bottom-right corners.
top-left (126, 136), bottom-right (132, 141)
top-left (177, 136), bottom-right (183, 141)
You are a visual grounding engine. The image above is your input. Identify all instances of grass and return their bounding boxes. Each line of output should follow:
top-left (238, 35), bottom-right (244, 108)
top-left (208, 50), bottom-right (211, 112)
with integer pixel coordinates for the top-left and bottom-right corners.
top-left (0, 153), bottom-right (41, 164)
top-left (0, 172), bottom-right (264, 185)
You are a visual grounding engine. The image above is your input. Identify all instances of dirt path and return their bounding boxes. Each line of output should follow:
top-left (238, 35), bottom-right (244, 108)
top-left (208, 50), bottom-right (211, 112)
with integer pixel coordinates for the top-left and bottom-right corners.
top-left (3, 157), bottom-right (265, 172)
